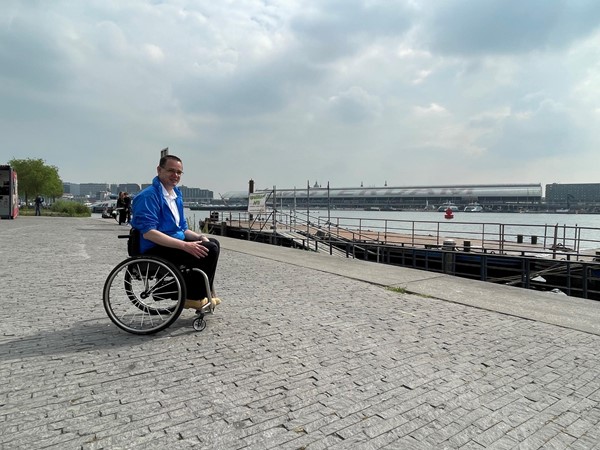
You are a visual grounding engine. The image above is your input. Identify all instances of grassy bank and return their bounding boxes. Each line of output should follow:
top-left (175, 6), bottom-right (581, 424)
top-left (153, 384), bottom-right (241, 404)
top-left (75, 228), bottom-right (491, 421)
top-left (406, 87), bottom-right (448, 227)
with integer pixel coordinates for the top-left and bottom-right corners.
top-left (19, 200), bottom-right (91, 217)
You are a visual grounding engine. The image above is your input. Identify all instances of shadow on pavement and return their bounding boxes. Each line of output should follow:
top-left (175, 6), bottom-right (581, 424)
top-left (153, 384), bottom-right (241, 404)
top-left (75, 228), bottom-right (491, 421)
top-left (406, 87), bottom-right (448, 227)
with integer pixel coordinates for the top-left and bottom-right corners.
top-left (0, 317), bottom-right (197, 360)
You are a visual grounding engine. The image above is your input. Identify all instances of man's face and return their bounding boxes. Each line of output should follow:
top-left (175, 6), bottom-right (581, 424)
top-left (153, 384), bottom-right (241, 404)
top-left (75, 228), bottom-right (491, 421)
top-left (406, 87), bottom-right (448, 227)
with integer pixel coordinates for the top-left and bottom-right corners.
top-left (157, 159), bottom-right (184, 190)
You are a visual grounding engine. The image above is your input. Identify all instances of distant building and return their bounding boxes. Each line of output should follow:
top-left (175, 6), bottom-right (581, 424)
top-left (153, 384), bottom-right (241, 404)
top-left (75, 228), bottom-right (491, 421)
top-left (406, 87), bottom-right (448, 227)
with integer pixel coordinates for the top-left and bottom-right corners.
top-left (79, 183), bottom-right (110, 199)
top-left (179, 186), bottom-right (213, 203)
top-left (112, 183), bottom-right (141, 195)
top-left (134, 183), bottom-right (213, 202)
top-left (66, 181), bottom-right (212, 202)
top-left (546, 183), bottom-right (600, 207)
top-left (223, 183), bottom-right (543, 211)
top-left (63, 182), bottom-right (80, 196)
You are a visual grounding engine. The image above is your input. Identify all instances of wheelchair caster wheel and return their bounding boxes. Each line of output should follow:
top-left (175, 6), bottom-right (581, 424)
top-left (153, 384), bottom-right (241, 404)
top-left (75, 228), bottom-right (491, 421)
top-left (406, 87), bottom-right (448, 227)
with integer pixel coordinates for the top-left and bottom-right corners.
top-left (193, 317), bottom-right (206, 331)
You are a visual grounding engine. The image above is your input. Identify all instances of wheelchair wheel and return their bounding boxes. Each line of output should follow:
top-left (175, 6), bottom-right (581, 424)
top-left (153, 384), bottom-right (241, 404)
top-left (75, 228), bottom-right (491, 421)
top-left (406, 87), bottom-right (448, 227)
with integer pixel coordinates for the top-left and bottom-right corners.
top-left (103, 257), bottom-right (186, 335)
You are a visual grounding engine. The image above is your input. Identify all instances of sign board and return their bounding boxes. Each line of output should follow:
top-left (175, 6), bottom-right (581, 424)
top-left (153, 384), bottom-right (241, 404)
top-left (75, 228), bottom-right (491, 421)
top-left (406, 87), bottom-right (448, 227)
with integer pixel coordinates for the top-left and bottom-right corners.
top-left (248, 192), bottom-right (268, 213)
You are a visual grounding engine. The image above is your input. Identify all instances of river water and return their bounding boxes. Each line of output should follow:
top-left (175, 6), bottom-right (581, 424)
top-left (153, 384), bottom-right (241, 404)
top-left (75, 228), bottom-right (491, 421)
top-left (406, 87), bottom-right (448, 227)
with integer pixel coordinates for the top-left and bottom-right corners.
top-left (186, 208), bottom-right (600, 251)
top-left (188, 209), bottom-right (600, 226)
top-left (96, 208), bottom-right (600, 251)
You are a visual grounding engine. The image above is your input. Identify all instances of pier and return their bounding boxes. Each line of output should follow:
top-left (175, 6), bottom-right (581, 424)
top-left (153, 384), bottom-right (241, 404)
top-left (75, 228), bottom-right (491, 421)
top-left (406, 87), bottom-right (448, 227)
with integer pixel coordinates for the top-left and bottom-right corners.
top-left (201, 210), bottom-right (600, 300)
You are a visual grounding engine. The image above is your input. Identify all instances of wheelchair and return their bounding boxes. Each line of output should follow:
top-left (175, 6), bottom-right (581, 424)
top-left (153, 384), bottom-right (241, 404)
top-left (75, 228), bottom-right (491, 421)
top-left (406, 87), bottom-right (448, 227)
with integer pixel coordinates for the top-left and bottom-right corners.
top-left (103, 229), bottom-right (216, 335)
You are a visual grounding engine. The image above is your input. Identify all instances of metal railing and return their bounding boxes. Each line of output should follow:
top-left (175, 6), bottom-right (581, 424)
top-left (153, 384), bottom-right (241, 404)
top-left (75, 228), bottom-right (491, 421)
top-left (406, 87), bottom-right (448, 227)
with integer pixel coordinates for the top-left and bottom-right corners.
top-left (214, 209), bottom-right (600, 256)
top-left (205, 209), bottom-right (600, 300)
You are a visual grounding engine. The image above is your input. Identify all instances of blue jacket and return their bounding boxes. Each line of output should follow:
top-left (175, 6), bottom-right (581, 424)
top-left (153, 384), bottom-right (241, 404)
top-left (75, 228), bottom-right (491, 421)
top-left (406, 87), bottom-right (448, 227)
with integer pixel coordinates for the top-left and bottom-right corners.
top-left (131, 176), bottom-right (188, 253)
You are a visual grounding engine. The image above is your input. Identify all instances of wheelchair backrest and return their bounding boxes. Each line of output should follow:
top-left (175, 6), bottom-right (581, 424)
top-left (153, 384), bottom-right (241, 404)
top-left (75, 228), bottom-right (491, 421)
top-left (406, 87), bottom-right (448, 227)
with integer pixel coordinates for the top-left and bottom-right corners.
top-left (128, 228), bottom-right (142, 256)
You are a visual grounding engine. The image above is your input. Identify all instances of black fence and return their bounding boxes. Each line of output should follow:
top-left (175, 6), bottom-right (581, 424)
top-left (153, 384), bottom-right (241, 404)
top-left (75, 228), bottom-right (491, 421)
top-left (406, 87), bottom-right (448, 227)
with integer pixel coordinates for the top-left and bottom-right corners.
top-left (201, 211), bottom-right (600, 301)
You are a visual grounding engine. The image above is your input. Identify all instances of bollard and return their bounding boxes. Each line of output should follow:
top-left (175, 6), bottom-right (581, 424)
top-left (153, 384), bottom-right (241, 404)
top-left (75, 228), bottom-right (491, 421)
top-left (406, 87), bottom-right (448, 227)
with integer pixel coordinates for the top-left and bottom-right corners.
top-left (442, 239), bottom-right (456, 250)
top-left (531, 236), bottom-right (537, 245)
top-left (517, 234), bottom-right (523, 244)
top-left (463, 240), bottom-right (471, 252)
top-left (442, 239), bottom-right (455, 274)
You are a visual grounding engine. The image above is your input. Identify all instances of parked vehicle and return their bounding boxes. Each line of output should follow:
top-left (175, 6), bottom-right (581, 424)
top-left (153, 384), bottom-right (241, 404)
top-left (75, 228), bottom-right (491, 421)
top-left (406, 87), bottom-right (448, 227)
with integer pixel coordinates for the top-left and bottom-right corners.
top-left (90, 200), bottom-right (117, 214)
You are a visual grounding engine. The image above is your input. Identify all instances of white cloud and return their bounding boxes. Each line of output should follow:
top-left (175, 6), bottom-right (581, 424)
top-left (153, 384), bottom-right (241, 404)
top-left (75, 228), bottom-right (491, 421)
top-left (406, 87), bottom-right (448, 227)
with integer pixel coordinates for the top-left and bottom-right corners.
top-left (143, 44), bottom-right (165, 62)
top-left (414, 102), bottom-right (447, 116)
top-left (327, 86), bottom-right (382, 123)
top-left (2, 0), bottom-right (600, 193)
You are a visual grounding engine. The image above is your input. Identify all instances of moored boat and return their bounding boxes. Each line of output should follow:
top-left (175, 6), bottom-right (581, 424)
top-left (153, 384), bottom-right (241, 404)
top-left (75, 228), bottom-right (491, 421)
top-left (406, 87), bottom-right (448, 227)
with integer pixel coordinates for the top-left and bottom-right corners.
top-left (463, 202), bottom-right (483, 212)
top-left (437, 202), bottom-right (459, 212)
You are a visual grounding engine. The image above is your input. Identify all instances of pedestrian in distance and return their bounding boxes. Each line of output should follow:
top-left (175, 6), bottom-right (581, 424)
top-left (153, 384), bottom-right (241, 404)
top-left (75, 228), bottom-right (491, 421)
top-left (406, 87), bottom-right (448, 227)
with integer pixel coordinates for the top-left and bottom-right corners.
top-left (34, 195), bottom-right (44, 216)
top-left (123, 192), bottom-right (132, 224)
top-left (116, 192), bottom-right (127, 225)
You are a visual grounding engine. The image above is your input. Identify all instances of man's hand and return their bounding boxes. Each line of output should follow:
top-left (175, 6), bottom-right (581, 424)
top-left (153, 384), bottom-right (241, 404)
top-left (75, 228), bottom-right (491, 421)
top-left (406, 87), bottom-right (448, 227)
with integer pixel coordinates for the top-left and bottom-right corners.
top-left (183, 240), bottom-right (209, 258)
top-left (144, 229), bottom-right (209, 257)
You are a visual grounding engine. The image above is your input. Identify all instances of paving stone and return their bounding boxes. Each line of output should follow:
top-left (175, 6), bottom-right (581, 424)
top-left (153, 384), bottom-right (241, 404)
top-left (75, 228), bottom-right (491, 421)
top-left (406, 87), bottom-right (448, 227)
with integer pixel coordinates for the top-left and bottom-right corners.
top-left (1, 217), bottom-right (600, 449)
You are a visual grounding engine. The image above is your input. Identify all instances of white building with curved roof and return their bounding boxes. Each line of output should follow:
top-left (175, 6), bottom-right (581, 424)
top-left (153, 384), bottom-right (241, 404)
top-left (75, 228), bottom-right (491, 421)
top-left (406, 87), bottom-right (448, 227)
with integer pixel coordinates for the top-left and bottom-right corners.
top-left (223, 183), bottom-right (543, 210)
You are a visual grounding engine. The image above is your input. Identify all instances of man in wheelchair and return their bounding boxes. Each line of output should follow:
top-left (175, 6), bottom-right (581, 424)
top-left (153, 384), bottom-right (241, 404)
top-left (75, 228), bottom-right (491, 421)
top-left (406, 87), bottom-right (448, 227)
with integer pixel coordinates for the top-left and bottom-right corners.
top-left (131, 154), bottom-right (220, 310)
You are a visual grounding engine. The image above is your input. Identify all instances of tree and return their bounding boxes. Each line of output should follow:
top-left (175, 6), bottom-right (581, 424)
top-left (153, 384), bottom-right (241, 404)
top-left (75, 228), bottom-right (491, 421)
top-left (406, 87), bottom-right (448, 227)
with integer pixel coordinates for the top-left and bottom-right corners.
top-left (7, 158), bottom-right (63, 204)
top-left (44, 165), bottom-right (63, 199)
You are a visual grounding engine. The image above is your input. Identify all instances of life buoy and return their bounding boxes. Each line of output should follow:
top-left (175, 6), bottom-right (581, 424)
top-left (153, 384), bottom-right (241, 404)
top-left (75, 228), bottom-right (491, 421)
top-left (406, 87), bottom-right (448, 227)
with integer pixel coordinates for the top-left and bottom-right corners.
top-left (444, 207), bottom-right (454, 219)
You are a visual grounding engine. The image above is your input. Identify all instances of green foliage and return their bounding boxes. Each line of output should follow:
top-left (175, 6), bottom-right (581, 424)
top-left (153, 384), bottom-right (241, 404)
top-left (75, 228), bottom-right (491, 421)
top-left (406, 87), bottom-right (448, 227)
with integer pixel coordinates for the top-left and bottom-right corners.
top-left (44, 165), bottom-right (63, 198)
top-left (186, 213), bottom-right (198, 232)
top-left (49, 200), bottom-right (91, 217)
top-left (386, 286), bottom-right (434, 299)
top-left (387, 286), bottom-right (408, 294)
top-left (7, 158), bottom-right (63, 202)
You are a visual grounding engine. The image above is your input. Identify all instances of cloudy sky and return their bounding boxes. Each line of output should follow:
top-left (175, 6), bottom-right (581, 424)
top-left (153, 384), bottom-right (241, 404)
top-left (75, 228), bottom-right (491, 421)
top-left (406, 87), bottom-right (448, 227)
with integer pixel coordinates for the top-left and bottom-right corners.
top-left (2, 0), bottom-right (600, 195)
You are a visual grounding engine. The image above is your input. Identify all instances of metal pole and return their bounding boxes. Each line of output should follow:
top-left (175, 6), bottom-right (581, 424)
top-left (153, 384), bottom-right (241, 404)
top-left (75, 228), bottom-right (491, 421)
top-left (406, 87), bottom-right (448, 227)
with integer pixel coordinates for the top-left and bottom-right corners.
top-left (328, 181), bottom-right (331, 255)
top-left (553, 224), bottom-right (558, 259)
top-left (307, 180), bottom-right (310, 250)
top-left (327, 181), bottom-right (331, 224)
top-left (272, 185), bottom-right (277, 236)
top-left (248, 179), bottom-right (255, 222)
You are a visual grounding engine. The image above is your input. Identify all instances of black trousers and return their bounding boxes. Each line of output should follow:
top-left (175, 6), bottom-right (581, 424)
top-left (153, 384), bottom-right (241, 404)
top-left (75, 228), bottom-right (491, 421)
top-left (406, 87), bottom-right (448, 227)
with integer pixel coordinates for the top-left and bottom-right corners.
top-left (118, 208), bottom-right (127, 225)
top-left (145, 238), bottom-right (220, 299)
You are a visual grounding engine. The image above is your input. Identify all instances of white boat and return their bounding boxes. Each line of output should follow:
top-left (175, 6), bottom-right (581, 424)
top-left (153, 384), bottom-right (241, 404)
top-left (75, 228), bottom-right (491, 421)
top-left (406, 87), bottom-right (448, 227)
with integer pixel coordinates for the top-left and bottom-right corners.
top-left (437, 202), bottom-right (459, 212)
top-left (463, 202), bottom-right (483, 212)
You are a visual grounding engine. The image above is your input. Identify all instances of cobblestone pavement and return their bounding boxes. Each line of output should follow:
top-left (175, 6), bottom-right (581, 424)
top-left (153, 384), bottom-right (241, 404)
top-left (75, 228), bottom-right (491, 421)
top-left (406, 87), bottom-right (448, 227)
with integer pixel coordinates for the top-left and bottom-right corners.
top-left (1, 217), bottom-right (600, 449)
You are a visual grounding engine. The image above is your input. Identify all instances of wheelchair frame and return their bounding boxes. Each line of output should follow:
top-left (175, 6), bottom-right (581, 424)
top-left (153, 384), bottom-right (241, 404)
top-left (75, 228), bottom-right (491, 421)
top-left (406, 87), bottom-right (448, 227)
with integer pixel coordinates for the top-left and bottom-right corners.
top-left (102, 229), bottom-right (215, 335)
